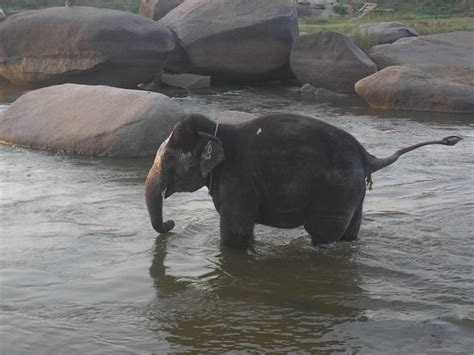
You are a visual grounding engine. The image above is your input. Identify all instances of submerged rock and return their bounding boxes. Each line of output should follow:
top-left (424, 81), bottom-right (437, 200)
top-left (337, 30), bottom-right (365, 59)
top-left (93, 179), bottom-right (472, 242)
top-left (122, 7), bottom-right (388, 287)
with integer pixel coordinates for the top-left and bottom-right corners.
top-left (369, 31), bottom-right (474, 86)
top-left (351, 21), bottom-right (418, 46)
top-left (314, 88), bottom-right (358, 101)
top-left (0, 84), bottom-right (186, 157)
top-left (0, 7), bottom-right (175, 88)
top-left (159, 0), bottom-right (299, 82)
top-left (299, 83), bottom-right (317, 93)
top-left (355, 66), bottom-right (474, 114)
top-left (161, 73), bottom-right (211, 89)
top-left (290, 31), bottom-right (377, 93)
top-left (139, 0), bottom-right (184, 21)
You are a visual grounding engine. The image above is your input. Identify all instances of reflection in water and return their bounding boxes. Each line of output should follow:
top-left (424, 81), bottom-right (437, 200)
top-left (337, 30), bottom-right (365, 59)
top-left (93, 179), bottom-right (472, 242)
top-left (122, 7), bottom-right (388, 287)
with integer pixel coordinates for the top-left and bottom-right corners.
top-left (149, 233), bottom-right (366, 352)
top-left (0, 83), bottom-right (28, 104)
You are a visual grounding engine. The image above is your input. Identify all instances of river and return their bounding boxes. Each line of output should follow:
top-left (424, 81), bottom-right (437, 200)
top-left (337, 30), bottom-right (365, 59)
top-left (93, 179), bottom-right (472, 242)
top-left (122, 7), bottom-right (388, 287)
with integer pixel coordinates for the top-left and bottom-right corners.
top-left (0, 84), bottom-right (473, 353)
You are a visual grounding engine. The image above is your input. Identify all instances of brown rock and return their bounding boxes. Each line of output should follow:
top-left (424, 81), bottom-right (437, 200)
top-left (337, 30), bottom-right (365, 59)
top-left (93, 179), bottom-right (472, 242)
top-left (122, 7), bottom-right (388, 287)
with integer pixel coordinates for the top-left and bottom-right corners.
top-left (350, 21), bottom-right (418, 46)
top-left (290, 31), bottom-right (377, 93)
top-left (369, 31), bottom-right (474, 86)
top-left (159, 0), bottom-right (299, 82)
top-left (0, 7), bottom-right (175, 88)
top-left (139, 0), bottom-right (184, 21)
top-left (355, 66), bottom-right (474, 114)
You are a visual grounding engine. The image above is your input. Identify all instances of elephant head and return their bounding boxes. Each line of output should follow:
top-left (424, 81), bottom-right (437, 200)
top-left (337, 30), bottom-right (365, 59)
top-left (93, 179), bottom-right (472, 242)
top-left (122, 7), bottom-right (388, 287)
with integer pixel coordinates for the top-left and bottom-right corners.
top-left (145, 114), bottom-right (225, 234)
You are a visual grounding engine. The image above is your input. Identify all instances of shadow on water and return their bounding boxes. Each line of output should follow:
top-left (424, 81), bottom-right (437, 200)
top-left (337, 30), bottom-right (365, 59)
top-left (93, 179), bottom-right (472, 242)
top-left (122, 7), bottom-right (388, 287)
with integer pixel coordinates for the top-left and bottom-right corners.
top-left (148, 233), bottom-right (367, 352)
top-left (0, 82), bottom-right (30, 104)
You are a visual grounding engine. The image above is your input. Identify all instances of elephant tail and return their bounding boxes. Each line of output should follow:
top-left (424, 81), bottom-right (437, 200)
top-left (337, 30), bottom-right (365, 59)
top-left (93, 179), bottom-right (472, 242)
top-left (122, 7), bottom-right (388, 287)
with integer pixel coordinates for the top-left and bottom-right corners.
top-left (365, 136), bottom-right (462, 189)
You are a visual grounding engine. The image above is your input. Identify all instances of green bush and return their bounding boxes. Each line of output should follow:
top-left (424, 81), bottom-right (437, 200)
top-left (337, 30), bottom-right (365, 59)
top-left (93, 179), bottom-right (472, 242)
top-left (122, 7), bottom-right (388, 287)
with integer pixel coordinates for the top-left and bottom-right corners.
top-left (333, 4), bottom-right (349, 16)
top-left (350, 30), bottom-right (379, 53)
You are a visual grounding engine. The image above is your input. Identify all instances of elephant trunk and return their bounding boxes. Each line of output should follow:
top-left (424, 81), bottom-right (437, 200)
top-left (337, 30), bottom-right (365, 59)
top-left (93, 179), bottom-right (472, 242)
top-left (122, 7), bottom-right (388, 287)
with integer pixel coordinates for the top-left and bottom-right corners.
top-left (145, 165), bottom-right (175, 234)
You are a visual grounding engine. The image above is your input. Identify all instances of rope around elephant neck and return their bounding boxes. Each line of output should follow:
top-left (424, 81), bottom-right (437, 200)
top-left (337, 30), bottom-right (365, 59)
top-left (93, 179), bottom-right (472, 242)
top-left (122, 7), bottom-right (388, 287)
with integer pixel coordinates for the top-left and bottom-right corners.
top-left (208, 122), bottom-right (219, 195)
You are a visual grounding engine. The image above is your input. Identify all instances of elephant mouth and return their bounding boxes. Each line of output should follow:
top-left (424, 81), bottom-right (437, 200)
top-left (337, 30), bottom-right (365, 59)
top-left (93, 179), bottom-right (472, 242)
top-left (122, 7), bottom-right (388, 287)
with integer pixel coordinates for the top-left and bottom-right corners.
top-left (163, 184), bottom-right (175, 199)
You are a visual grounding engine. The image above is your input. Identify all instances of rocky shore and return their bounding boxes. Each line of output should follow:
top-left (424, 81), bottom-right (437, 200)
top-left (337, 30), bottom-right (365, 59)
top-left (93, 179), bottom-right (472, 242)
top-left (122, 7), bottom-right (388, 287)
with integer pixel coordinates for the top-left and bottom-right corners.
top-left (0, 0), bottom-right (472, 156)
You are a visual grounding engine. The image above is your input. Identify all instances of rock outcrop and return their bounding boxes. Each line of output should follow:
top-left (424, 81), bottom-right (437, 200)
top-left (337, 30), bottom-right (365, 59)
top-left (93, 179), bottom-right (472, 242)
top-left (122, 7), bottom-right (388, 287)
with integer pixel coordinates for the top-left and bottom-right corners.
top-left (139, 0), bottom-right (184, 21)
top-left (159, 0), bottom-right (299, 82)
top-left (290, 31), bottom-right (377, 93)
top-left (0, 84), bottom-right (186, 157)
top-left (369, 31), bottom-right (474, 86)
top-left (0, 7), bottom-right (175, 88)
top-left (355, 66), bottom-right (474, 114)
top-left (351, 21), bottom-right (418, 46)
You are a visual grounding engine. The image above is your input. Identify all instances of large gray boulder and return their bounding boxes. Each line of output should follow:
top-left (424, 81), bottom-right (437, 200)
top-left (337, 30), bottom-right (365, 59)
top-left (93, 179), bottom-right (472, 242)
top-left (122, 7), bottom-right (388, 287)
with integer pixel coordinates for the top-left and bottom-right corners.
top-left (290, 31), bottom-right (377, 93)
top-left (351, 21), bottom-right (418, 46)
top-left (369, 31), bottom-right (474, 86)
top-left (0, 7), bottom-right (175, 88)
top-left (0, 84), bottom-right (186, 157)
top-left (139, 0), bottom-right (184, 21)
top-left (355, 66), bottom-right (474, 114)
top-left (159, 0), bottom-right (299, 82)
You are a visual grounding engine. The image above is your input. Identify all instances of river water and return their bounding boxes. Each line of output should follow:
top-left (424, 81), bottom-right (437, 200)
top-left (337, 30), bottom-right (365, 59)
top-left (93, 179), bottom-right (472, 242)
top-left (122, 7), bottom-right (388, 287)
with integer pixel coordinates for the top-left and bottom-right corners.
top-left (0, 85), bottom-right (473, 354)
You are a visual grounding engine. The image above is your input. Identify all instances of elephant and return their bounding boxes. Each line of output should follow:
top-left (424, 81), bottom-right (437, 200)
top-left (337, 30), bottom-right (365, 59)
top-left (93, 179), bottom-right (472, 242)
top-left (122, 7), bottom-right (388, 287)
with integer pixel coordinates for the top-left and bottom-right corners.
top-left (145, 113), bottom-right (461, 247)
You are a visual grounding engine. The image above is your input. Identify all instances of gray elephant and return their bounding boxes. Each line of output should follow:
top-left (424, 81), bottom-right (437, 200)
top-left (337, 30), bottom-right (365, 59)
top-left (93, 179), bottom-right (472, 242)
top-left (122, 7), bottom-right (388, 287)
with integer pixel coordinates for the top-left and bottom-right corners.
top-left (145, 114), bottom-right (461, 247)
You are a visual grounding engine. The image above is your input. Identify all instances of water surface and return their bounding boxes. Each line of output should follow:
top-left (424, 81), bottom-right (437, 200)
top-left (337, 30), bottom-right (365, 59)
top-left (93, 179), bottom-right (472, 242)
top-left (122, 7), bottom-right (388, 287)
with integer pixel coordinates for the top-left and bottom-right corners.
top-left (1, 85), bottom-right (473, 353)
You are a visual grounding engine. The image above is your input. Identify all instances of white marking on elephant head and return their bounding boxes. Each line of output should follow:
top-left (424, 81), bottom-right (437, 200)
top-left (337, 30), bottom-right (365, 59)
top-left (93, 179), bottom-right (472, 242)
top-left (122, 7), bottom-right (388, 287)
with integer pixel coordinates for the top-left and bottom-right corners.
top-left (154, 134), bottom-right (172, 164)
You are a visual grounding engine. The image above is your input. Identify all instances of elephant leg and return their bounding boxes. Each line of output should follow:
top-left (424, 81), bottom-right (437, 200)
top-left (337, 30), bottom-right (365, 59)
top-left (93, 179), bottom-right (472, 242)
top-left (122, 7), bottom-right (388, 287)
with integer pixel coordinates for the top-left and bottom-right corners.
top-left (339, 202), bottom-right (363, 242)
top-left (304, 212), bottom-right (351, 245)
top-left (219, 192), bottom-right (258, 248)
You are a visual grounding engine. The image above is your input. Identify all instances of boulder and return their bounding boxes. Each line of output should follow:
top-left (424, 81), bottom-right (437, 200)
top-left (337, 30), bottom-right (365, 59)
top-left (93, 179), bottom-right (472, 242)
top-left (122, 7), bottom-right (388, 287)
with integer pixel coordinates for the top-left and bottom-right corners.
top-left (290, 31), bottom-right (377, 93)
top-left (159, 0), bottom-right (299, 82)
top-left (355, 66), bottom-right (474, 114)
top-left (369, 31), bottom-right (474, 86)
top-left (161, 73), bottom-right (211, 89)
top-left (314, 88), bottom-right (357, 101)
top-left (351, 21), bottom-right (418, 46)
top-left (0, 84), bottom-right (187, 157)
top-left (0, 7), bottom-right (175, 88)
top-left (299, 83), bottom-right (317, 93)
top-left (139, 0), bottom-right (184, 21)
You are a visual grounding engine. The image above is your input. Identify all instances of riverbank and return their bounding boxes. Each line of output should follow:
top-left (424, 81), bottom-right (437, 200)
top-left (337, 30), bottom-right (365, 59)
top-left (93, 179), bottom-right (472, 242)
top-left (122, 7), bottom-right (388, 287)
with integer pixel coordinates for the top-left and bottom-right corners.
top-left (3, 0), bottom-right (473, 36)
top-left (300, 13), bottom-right (474, 35)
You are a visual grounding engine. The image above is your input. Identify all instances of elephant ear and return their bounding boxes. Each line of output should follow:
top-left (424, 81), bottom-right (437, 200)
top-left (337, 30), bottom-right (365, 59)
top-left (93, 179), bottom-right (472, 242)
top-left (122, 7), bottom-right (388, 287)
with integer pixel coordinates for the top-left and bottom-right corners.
top-left (198, 132), bottom-right (225, 177)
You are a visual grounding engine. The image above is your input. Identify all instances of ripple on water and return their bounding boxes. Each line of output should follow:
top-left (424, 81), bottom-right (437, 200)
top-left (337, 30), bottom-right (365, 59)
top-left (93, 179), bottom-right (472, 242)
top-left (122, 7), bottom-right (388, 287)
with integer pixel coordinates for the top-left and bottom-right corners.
top-left (0, 85), bottom-right (473, 353)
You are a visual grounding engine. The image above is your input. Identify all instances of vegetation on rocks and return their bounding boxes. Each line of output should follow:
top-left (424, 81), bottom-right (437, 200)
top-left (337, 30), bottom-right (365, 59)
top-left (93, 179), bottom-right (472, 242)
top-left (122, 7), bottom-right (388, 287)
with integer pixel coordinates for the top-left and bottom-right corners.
top-left (300, 0), bottom-right (474, 36)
